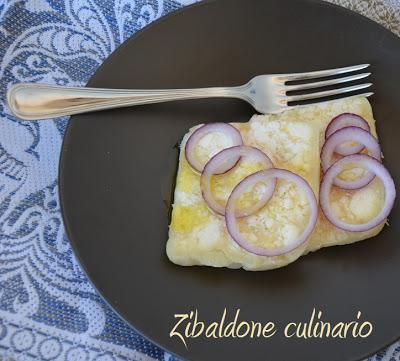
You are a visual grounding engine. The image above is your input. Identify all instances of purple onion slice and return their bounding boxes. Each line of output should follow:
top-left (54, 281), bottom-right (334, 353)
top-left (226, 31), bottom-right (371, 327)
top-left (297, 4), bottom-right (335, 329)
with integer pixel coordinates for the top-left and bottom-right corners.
top-left (225, 169), bottom-right (318, 257)
top-left (325, 113), bottom-right (371, 156)
top-left (201, 146), bottom-right (275, 217)
top-left (185, 123), bottom-right (243, 173)
top-left (321, 126), bottom-right (381, 189)
top-left (320, 154), bottom-right (396, 232)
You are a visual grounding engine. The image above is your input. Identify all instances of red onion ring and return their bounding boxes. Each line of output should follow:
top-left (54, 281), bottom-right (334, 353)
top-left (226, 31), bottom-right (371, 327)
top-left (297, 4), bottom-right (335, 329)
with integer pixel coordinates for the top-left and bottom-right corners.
top-left (225, 169), bottom-right (318, 257)
top-left (185, 123), bottom-right (243, 173)
top-left (320, 154), bottom-right (396, 232)
top-left (325, 113), bottom-right (371, 156)
top-left (201, 146), bottom-right (276, 217)
top-left (321, 126), bottom-right (381, 189)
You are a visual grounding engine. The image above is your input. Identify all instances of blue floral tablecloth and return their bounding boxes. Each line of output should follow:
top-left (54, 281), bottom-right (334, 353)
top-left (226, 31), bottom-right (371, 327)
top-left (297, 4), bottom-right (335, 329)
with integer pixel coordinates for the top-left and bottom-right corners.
top-left (0, 0), bottom-right (399, 360)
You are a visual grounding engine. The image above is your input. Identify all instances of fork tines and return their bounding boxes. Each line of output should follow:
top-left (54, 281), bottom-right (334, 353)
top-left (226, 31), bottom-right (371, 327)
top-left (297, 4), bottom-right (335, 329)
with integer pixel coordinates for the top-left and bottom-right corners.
top-left (278, 64), bottom-right (373, 105)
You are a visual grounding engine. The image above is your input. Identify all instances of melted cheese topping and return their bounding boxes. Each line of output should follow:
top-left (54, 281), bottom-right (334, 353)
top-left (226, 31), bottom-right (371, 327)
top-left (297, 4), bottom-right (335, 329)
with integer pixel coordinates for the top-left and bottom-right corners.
top-left (167, 97), bottom-right (386, 270)
top-left (168, 115), bottom-right (320, 270)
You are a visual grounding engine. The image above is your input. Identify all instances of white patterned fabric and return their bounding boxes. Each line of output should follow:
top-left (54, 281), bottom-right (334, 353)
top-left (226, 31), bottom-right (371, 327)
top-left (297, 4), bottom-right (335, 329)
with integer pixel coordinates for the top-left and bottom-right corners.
top-left (0, 1), bottom-right (398, 360)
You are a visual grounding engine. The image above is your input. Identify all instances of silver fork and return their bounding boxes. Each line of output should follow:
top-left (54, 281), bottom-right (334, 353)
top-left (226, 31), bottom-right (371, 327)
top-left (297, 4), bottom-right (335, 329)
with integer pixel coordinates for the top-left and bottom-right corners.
top-left (6, 64), bottom-right (372, 121)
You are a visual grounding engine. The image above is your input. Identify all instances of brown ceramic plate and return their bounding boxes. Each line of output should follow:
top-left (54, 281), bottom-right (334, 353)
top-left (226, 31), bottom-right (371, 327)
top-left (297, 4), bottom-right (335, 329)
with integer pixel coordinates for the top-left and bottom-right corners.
top-left (59, 0), bottom-right (400, 360)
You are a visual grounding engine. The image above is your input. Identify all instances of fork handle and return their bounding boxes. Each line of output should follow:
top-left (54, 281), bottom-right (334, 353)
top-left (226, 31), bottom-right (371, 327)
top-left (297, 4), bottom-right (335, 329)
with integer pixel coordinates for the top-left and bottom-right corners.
top-left (6, 83), bottom-right (246, 120)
